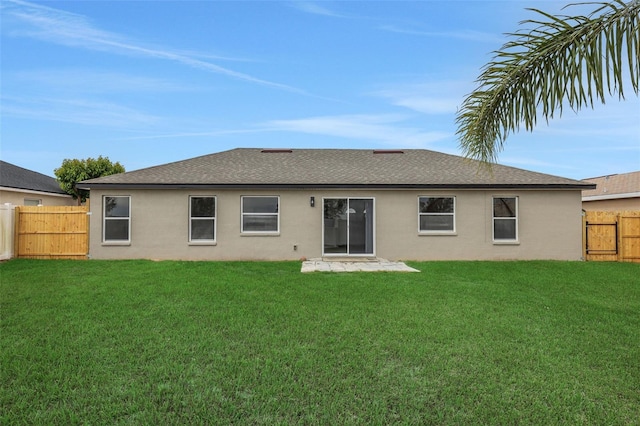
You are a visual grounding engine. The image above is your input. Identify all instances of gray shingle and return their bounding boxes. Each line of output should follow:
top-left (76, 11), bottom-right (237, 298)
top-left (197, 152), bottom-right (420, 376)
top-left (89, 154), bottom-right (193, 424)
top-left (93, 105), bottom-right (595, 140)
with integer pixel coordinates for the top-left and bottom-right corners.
top-left (583, 171), bottom-right (640, 197)
top-left (0, 161), bottom-right (66, 194)
top-left (79, 148), bottom-right (594, 189)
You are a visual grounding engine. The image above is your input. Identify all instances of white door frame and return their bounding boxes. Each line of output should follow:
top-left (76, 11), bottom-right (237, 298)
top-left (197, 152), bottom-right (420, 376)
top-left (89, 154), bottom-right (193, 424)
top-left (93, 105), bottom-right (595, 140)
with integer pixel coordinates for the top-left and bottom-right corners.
top-left (322, 197), bottom-right (375, 257)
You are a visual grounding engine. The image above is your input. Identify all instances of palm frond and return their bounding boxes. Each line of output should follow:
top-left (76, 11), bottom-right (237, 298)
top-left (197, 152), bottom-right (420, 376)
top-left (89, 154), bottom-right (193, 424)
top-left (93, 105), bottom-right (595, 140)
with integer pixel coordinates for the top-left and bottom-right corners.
top-left (456, 0), bottom-right (640, 164)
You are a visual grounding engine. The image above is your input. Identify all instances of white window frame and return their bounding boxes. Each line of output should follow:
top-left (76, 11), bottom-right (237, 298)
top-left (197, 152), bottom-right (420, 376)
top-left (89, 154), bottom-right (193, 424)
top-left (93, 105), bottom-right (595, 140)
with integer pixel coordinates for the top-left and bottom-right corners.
top-left (103, 195), bottom-right (131, 244)
top-left (24, 198), bottom-right (42, 206)
top-left (418, 196), bottom-right (456, 234)
top-left (189, 196), bottom-right (217, 244)
top-left (241, 196), bottom-right (280, 234)
top-left (492, 196), bottom-right (518, 242)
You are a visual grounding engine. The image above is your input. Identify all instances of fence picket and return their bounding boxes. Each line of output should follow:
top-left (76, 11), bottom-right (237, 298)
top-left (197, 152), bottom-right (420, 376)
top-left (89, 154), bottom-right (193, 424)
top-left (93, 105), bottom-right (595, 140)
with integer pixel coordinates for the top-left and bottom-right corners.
top-left (584, 210), bottom-right (640, 263)
top-left (620, 215), bottom-right (640, 262)
top-left (14, 206), bottom-right (89, 259)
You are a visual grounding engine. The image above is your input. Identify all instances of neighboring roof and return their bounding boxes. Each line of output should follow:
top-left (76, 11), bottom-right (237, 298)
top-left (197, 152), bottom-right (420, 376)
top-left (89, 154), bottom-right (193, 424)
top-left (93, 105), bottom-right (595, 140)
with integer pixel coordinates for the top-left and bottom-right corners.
top-left (582, 171), bottom-right (640, 201)
top-left (0, 160), bottom-right (67, 195)
top-left (79, 148), bottom-right (594, 190)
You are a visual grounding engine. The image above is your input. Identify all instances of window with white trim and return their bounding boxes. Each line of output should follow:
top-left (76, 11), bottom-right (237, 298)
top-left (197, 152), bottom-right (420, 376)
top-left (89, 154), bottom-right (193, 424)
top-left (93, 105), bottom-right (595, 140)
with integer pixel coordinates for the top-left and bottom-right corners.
top-left (493, 197), bottom-right (518, 241)
top-left (241, 196), bottom-right (279, 233)
top-left (190, 196), bottom-right (216, 242)
top-left (419, 196), bottom-right (455, 232)
top-left (103, 196), bottom-right (130, 242)
top-left (24, 198), bottom-right (42, 206)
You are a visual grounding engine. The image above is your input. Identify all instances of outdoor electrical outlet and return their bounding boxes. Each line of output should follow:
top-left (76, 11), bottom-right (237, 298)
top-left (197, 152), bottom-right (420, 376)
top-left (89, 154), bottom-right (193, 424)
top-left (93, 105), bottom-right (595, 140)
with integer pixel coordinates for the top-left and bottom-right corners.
top-left (293, 245), bottom-right (298, 251)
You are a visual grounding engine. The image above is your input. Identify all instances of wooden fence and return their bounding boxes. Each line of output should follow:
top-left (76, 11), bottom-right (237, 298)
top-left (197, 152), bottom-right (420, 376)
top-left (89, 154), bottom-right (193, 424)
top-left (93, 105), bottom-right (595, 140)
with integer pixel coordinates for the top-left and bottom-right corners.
top-left (14, 206), bottom-right (89, 260)
top-left (584, 210), bottom-right (640, 262)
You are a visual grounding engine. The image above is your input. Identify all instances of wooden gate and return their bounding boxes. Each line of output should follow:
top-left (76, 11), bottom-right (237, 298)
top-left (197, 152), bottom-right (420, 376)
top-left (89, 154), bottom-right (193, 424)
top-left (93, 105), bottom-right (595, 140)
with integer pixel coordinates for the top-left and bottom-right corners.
top-left (14, 206), bottom-right (89, 259)
top-left (584, 211), bottom-right (640, 262)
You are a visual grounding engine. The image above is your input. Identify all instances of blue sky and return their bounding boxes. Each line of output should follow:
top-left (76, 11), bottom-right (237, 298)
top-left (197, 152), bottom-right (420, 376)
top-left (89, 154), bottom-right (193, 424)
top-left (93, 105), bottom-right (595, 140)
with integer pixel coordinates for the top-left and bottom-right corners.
top-left (1, 0), bottom-right (638, 180)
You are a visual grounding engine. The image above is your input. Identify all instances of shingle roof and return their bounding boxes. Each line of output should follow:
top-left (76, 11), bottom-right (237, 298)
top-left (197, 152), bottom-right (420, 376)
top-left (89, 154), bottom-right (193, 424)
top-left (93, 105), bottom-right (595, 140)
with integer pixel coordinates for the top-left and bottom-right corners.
top-left (582, 171), bottom-right (640, 199)
top-left (0, 161), bottom-right (67, 194)
top-left (79, 148), bottom-right (594, 189)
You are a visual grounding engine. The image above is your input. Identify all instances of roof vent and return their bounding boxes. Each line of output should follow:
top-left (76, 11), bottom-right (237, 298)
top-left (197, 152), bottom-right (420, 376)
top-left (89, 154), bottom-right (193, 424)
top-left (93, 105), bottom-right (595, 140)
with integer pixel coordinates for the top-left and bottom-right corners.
top-left (373, 149), bottom-right (404, 154)
top-left (261, 149), bottom-right (293, 153)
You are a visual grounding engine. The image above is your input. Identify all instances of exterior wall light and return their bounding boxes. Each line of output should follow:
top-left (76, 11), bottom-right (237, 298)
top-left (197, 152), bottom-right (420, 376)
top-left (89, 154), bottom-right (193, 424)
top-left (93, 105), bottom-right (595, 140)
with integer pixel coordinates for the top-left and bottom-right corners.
top-left (310, 196), bottom-right (315, 207)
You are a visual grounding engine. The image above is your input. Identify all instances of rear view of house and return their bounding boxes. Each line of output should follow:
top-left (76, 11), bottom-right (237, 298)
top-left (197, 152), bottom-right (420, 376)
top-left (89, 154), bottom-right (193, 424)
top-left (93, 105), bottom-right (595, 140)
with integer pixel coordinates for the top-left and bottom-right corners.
top-left (79, 148), bottom-right (594, 261)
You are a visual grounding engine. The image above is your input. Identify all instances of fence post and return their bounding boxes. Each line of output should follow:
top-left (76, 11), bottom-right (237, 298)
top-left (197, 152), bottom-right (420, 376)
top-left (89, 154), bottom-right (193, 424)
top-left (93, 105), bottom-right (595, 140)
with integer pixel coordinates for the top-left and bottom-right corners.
top-left (0, 204), bottom-right (15, 260)
top-left (617, 213), bottom-right (622, 262)
top-left (13, 206), bottom-right (20, 259)
top-left (85, 199), bottom-right (90, 258)
top-left (582, 212), bottom-right (587, 260)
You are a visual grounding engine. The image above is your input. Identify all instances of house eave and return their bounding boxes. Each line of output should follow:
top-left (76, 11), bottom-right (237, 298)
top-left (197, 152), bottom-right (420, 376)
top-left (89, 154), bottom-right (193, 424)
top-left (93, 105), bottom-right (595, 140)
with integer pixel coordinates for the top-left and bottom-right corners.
top-left (78, 182), bottom-right (594, 191)
top-left (582, 191), bottom-right (640, 201)
top-left (0, 186), bottom-right (71, 197)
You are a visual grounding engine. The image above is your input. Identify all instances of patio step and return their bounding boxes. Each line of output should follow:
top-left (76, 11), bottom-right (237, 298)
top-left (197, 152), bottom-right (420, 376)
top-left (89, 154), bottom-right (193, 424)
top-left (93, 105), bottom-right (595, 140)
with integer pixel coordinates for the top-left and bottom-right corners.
top-left (321, 256), bottom-right (378, 262)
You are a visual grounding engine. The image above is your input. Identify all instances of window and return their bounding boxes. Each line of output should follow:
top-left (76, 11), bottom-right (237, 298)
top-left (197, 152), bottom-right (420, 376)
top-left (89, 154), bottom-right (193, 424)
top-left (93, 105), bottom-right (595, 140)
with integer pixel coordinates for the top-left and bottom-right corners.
top-left (24, 198), bottom-right (42, 206)
top-left (419, 197), bottom-right (455, 232)
top-left (190, 196), bottom-right (216, 242)
top-left (103, 196), bottom-right (130, 242)
top-left (493, 197), bottom-right (518, 241)
top-left (241, 196), bottom-right (279, 233)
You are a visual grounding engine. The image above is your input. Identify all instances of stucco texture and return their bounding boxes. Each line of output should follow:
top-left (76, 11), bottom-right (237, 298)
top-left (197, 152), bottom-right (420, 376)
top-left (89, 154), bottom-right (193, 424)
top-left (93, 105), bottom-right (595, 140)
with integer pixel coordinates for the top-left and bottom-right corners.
top-left (88, 189), bottom-right (583, 261)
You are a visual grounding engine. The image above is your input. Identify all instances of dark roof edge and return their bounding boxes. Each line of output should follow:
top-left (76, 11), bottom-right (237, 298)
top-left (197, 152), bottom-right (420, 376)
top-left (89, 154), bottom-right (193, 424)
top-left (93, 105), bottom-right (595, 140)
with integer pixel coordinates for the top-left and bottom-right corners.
top-left (0, 185), bottom-right (71, 195)
top-left (78, 182), bottom-right (596, 190)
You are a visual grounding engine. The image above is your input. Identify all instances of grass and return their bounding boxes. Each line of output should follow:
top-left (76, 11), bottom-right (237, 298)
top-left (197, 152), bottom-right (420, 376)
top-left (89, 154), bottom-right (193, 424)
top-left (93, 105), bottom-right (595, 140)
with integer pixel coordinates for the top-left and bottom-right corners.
top-left (1, 260), bottom-right (639, 424)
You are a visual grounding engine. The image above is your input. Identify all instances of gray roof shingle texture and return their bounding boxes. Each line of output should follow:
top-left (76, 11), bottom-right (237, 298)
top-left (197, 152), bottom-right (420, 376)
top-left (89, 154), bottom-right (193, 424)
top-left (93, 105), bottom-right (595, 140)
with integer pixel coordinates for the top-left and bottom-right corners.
top-left (0, 161), bottom-right (66, 194)
top-left (80, 148), bottom-right (593, 188)
top-left (583, 171), bottom-right (640, 197)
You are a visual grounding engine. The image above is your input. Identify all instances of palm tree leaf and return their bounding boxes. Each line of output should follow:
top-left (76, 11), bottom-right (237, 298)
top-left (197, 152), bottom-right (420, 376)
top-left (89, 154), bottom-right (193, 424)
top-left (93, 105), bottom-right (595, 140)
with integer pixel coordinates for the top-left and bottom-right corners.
top-left (457, 0), bottom-right (640, 164)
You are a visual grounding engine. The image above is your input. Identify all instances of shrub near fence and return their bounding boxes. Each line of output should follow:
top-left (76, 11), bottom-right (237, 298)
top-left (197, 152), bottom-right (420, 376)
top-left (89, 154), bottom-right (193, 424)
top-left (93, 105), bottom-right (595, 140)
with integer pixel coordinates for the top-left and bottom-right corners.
top-left (584, 210), bottom-right (640, 262)
top-left (14, 206), bottom-right (89, 260)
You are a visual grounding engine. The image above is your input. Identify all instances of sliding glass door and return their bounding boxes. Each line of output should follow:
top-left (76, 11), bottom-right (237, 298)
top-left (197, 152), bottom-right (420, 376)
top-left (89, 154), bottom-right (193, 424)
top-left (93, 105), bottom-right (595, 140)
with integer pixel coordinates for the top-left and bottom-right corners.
top-left (323, 198), bottom-right (374, 256)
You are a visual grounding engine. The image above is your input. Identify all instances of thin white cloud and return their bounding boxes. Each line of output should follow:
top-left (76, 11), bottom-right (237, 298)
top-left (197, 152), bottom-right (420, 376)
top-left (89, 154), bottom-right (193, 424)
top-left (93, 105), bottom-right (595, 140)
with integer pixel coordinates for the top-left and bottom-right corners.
top-left (515, 98), bottom-right (640, 140)
top-left (380, 24), bottom-right (503, 44)
top-left (261, 114), bottom-right (450, 147)
top-left (546, 145), bottom-right (640, 154)
top-left (7, 69), bottom-right (192, 94)
top-left (289, 2), bottom-right (344, 18)
top-left (119, 129), bottom-right (264, 141)
top-left (113, 114), bottom-right (452, 146)
top-left (388, 96), bottom-right (459, 115)
top-left (2, 0), bottom-right (307, 94)
top-left (1, 95), bottom-right (160, 127)
top-left (372, 81), bottom-right (469, 114)
top-left (500, 156), bottom-right (580, 171)
top-left (533, 123), bottom-right (640, 139)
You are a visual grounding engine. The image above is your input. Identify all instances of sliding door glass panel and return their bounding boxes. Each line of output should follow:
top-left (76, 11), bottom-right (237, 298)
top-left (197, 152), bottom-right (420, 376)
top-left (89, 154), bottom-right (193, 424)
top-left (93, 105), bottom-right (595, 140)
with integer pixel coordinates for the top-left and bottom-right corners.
top-left (324, 199), bottom-right (347, 254)
top-left (348, 199), bottom-right (374, 255)
top-left (323, 198), bottom-right (374, 256)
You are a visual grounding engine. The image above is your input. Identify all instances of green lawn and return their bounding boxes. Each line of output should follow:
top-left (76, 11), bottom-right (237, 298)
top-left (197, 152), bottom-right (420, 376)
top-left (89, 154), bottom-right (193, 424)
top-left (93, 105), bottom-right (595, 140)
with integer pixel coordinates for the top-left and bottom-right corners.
top-left (1, 260), bottom-right (639, 424)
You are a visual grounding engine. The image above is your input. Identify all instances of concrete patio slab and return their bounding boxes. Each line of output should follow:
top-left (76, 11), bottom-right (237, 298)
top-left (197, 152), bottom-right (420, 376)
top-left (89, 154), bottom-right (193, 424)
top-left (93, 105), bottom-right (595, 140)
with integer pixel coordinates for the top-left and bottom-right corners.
top-left (301, 258), bottom-right (419, 273)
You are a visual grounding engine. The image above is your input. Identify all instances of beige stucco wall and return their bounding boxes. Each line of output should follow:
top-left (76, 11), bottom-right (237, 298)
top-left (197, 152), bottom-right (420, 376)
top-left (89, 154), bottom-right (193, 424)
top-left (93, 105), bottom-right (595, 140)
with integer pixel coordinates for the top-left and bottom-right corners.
top-left (0, 189), bottom-right (75, 206)
top-left (582, 197), bottom-right (640, 211)
top-left (88, 188), bottom-right (584, 261)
